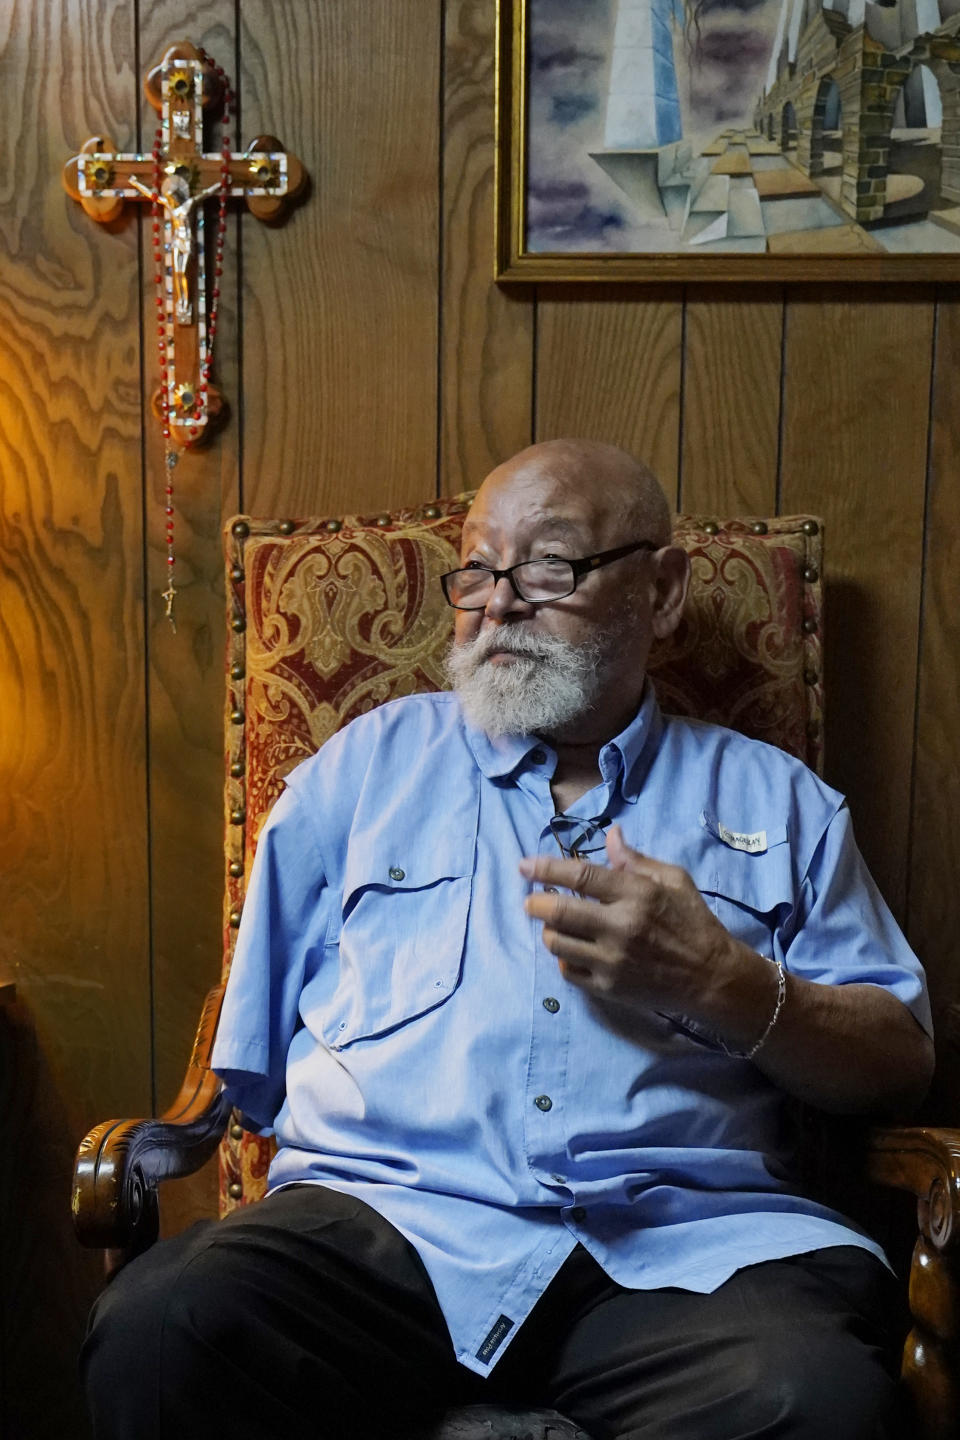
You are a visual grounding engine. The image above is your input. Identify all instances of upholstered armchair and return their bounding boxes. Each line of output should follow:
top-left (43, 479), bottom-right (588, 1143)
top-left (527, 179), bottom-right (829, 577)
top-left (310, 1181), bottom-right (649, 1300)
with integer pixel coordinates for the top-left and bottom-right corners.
top-left (73, 500), bottom-right (960, 1440)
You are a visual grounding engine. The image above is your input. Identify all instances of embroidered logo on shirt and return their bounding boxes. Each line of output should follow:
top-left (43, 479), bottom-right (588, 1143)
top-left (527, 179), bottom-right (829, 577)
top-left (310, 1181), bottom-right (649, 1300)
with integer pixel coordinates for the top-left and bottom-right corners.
top-left (717, 824), bottom-right (767, 854)
top-left (476, 1314), bottom-right (515, 1362)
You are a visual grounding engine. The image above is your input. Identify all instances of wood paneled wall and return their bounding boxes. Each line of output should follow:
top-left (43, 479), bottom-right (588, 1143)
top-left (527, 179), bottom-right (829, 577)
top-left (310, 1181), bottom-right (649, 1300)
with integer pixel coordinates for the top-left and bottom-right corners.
top-left (0, 2), bottom-right (956, 1434)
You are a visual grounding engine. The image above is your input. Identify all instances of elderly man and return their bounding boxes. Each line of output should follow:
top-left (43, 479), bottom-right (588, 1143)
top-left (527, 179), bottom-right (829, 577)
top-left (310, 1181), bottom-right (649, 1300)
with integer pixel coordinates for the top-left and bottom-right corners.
top-left (83, 440), bottom-right (933, 1440)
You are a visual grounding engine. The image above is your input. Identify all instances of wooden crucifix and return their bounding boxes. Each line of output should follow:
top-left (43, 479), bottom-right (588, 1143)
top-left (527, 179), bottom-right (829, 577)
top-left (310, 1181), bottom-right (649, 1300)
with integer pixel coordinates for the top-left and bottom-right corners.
top-left (63, 41), bottom-right (306, 450)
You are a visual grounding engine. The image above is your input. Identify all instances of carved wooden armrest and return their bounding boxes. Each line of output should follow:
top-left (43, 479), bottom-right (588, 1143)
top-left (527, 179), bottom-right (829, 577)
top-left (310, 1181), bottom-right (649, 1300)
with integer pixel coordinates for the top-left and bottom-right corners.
top-left (867, 1125), bottom-right (960, 1439)
top-left (72, 983), bottom-right (229, 1254)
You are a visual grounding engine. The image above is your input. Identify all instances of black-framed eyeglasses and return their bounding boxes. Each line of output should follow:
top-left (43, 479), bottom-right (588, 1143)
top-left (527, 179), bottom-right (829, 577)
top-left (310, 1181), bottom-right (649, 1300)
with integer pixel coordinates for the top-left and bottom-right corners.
top-left (440, 540), bottom-right (658, 611)
top-left (548, 814), bottom-right (611, 861)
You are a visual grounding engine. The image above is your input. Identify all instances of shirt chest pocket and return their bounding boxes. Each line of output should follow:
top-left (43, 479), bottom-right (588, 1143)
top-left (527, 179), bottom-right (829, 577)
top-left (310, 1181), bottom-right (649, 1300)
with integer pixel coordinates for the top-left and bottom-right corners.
top-left (692, 822), bottom-right (795, 956)
top-left (320, 839), bottom-right (475, 1050)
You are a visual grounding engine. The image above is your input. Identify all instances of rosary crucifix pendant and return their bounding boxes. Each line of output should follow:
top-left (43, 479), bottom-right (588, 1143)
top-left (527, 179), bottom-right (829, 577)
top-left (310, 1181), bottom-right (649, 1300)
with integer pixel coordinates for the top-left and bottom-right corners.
top-left (63, 40), bottom-right (307, 630)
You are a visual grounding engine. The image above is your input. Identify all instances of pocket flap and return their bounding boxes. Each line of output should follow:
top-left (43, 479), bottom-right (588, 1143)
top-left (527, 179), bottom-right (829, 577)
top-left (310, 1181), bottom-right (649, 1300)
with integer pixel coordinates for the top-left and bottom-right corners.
top-left (342, 830), bottom-right (475, 911)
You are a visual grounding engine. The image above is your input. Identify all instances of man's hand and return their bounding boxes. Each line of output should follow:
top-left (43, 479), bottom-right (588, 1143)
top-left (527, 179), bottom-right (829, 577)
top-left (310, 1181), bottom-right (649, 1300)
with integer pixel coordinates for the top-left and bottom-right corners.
top-left (520, 825), bottom-right (934, 1114)
top-left (519, 824), bottom-right (745, 1020)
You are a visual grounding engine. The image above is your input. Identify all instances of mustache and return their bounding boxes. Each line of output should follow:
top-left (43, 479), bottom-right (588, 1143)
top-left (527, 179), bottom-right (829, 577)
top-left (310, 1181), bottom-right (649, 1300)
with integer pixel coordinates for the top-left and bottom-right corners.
top-left (454, 628), bottom-right (567, 664)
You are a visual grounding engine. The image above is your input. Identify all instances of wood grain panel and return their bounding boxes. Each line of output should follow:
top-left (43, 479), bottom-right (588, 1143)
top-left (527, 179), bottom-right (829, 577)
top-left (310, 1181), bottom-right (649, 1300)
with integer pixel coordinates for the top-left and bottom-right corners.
top-left (0, 2), bottom-right (148, 1432)
top-left (137, 5), bottom-right (239, 1237)
top-left (779, 288), bottom-right (934, 921)
top-left (240, 2), bottom-right (441, 518)
top-left (906, 288), bottom-right (960, 1119)
top-left (441, 0), bottom-right (534, 495)
top-left (535, 287), bottom-right (684, 504)
top-left (681, 286), bottom-right (783, 516)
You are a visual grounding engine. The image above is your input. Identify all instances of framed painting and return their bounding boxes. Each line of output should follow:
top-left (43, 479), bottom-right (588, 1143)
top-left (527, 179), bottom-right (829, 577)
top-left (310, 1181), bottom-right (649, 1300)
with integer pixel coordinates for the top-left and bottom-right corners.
top-left (495, 0), bottom-right (960, 280)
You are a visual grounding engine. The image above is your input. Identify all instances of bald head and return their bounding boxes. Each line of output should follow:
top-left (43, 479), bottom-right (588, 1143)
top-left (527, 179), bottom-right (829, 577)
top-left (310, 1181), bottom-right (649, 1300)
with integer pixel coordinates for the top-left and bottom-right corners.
top-left (471, 439), bottom-right (672, 550)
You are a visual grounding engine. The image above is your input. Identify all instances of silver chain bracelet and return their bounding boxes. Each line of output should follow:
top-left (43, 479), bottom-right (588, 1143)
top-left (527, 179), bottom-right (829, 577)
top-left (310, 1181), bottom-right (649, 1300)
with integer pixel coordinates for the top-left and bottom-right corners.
top-left (723, 956), bottom-right (787, 1061)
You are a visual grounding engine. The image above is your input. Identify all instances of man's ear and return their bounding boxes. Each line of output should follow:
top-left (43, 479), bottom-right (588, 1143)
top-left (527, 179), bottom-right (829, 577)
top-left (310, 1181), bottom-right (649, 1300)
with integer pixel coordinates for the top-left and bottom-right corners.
top-left (650, 546), bottom-right (690, 640)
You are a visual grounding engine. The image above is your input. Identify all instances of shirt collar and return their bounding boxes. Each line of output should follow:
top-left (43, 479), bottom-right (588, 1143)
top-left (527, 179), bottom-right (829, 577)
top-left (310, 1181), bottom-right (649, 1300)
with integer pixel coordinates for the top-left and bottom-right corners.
top-left (461, 683), bottom-right (663, 800)
top-left (597, 683), bottom-right (663, 803)
top-left (464, 720), bottom-right (543, 781)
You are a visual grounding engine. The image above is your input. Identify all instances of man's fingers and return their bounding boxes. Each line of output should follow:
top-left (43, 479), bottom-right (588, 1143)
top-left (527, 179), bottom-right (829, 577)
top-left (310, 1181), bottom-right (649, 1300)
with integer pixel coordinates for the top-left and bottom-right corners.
top-left (541, 927), bottom-right (609, 987)
top-left (525, 889), bottom-right (608, 939)
top-left (520, 842), bottom-right (673, 899)
top-left (606, 824), bottom-right (633, 869)
top-left (557, 959), bottom-right (594, 985)
top-left (518, 853), bottom-right (624, 899)
top-left (606, 825), bottom-right (676, 882)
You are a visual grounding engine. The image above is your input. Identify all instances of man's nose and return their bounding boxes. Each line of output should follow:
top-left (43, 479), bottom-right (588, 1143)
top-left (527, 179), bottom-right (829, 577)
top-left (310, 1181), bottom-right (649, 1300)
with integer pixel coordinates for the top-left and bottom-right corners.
top-left (483, 574), bottom-right (534, 620)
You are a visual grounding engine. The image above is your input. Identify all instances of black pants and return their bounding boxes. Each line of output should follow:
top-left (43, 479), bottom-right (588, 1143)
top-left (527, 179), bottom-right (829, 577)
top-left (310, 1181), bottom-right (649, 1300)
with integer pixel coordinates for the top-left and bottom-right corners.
top-left (81, 1185), bottom-right (906, 1440)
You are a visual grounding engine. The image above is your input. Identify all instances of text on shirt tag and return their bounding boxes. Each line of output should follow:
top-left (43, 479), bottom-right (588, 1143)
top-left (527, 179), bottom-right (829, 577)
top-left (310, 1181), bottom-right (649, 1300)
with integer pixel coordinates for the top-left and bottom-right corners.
top-left (476, 1314), bottom-right (515, 1363)
top-left (718, 824), bottom-right (768, 854)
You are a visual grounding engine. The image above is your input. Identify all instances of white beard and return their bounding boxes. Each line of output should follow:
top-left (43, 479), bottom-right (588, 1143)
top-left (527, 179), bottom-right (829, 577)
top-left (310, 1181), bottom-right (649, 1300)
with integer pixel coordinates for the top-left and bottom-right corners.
top-left (445, 627), bottom-right (607, 739)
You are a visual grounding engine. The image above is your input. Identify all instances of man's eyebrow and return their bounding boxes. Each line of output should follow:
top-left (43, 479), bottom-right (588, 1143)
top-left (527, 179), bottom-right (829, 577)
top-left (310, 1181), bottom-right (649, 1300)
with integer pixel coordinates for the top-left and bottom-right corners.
top-left (529, 517), bottom-right (581, 543)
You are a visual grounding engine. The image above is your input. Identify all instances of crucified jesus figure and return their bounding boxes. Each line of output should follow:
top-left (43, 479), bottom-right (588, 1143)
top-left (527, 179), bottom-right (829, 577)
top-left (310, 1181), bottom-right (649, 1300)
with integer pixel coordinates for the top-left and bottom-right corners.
top-left (131, 173), bottom-right (221, 322)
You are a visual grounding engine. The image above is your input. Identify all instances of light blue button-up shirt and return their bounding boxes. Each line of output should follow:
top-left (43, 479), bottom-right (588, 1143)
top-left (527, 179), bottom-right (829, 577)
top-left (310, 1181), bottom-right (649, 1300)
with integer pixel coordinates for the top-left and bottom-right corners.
top-left (212, 687), bottom-right (931, 1374)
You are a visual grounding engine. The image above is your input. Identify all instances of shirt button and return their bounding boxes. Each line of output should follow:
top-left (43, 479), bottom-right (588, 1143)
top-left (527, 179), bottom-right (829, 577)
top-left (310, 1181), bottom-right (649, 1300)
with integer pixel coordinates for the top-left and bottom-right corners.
top-left (388, 866), bottom-right (405, 881)
top-left (534, 1094), bottom-right (553, 1112)
top-left (530, 747), bottom-right (547, 765)
top-left (542, 997), bottom-right (560, 1013)
top-left (571, 1206), bottom-right (586, 1222)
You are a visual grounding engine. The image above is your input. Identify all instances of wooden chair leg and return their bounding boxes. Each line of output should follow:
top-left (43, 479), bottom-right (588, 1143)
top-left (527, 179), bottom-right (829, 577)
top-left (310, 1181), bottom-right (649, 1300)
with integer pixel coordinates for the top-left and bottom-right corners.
top-left (867, 1125), bottom-right (960, 1439)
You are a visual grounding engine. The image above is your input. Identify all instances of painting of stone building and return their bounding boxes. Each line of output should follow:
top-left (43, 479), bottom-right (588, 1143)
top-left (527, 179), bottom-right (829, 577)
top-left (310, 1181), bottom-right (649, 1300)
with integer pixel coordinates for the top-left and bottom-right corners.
top-left (523, 0), bottom-right (960, 255)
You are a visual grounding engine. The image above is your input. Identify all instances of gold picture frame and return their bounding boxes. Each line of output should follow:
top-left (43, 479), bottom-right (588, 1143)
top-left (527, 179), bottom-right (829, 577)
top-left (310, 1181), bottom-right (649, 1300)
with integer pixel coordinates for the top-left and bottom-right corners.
top-left (495, 0), bottom-right (960, 282)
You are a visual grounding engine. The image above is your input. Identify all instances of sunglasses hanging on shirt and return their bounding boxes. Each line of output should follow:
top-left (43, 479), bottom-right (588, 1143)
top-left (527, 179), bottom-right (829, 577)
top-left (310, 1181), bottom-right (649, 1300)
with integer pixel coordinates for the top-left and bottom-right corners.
top-left (548, 813), bottom-right (612, 861)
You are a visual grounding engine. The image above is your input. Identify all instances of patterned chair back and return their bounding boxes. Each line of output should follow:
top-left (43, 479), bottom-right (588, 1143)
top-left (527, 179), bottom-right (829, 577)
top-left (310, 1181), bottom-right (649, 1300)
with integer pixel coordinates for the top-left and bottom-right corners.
top-left (220, 497), bottom-right (824, 1211)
